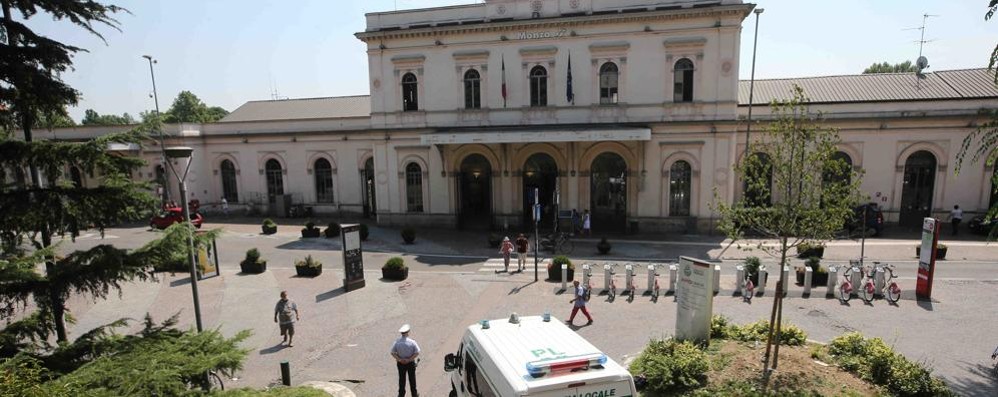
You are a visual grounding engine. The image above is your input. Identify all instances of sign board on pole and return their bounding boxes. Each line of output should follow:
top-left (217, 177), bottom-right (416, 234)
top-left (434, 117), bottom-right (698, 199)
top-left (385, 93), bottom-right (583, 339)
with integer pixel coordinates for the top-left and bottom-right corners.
top-left (916, 217), bottom-right (939, 299)
top-left (341, 224), bottom-right (365, 292)
top-left (675, 256), bottom-right (714, 345)
top-left (196, 235), bottom-right (220, 280)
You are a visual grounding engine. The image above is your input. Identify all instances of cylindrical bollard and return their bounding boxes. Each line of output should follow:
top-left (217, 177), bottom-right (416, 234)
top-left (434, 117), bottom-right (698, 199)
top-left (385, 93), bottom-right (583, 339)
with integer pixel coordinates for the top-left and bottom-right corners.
top-left (850, 267), bottom-right (863, 297)
top-left (782, 266), bottom-right (790, 294)
top-left (647, 264), bottom-right (656, 292)
top-left (713, 265), bottom-right (721, 294)
top-left (561, 264), bottom-right (568, 291)
top-left (826, 265), bottom-right (838, 297)
top-left (758, 267), bottom-right (767, 295)
top-left (669, 264), bottom-right (678, 293)
top-left (604, 264), bottom-right (613, 292)
top-left (280, 361), bottom-right (291, 386)
top-left (735, 265), bottom-right (745, 295)
top-left (874, 267), bottom-right (885, 297)
top-left (803, 266), bottom-right (813, 296)
top-left (582, 264), bottom-right (591, 287)
top-left (625, 264), bottom-right (634, 295)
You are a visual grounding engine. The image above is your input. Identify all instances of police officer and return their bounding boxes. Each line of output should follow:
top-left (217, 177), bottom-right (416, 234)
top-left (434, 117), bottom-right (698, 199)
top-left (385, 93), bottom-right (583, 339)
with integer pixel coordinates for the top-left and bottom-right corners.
top-left (391, 324), bottom-right (420, 397)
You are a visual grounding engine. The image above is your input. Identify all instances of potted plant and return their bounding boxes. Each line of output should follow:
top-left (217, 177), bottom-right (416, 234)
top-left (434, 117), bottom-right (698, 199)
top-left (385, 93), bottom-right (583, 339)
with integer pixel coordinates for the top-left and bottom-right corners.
top-left (916, 244), bottom-right (948, 260)
top-left (743, 256), bottom-right (763, 286)
top-left (795, 257), bottom-right (828, 286)
top-left (401, 227), bottom-right (416, 244)
top-left (261, 219), bottom-right (278, 235)
top-left (596, 237), bottom-right (612, 255)
top-left (239, 248), bottom-right (267, 274)
top-left (294, 255), bottom-right (323, 277)
top-left (359, 223), bottom-right (369, 241)
top-left (324, 222), bottom-right (341, 238)
top-left (301, 221), bottom-right (321, 238)
top-left (382, 257), bottom-right (408, 280)
top-left (547, 256), bottom-right (574, 282)
top-left (796, 242), bottom-right (825, 259)
top-left (487, 232), bottom-right (501, 248)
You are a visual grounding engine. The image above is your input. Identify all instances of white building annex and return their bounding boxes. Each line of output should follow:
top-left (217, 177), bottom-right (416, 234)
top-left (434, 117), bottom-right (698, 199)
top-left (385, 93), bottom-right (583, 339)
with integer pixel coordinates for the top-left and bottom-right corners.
top-left (26, 0), bottom-right (998, 233)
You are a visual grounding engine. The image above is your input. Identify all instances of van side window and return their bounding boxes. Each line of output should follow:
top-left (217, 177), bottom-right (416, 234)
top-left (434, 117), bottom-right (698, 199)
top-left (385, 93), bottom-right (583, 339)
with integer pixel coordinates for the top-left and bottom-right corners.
top-left (464, 355), bottom-right (497, 397)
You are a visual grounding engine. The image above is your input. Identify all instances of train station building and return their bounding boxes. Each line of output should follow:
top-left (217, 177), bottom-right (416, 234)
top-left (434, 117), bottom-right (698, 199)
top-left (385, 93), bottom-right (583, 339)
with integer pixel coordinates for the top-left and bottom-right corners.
top-left (26, 0), bottom-right (998, 233)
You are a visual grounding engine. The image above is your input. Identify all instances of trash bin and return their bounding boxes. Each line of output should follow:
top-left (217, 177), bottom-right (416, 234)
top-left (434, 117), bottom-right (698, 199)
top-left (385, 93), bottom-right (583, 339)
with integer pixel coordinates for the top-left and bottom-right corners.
top-left (629, 221), bottom-right (639, 234)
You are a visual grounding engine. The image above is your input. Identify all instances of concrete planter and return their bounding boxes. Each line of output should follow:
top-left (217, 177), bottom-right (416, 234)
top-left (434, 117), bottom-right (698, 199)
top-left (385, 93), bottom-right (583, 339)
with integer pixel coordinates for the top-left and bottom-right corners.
top-left (240, 261), bottom-right (267, 274)
top-left (547, 267), bottom-right (574, 282)
top-left (301, 228), bottom-right (321, 238)
top-left (295, 265), bottom-right (322, 277)
top-left (916, 246), bottom-right (947, 260)
top-left (262, 225), bottom-right (277, 235)
top-left (382, 267), bottom-right (409, 281)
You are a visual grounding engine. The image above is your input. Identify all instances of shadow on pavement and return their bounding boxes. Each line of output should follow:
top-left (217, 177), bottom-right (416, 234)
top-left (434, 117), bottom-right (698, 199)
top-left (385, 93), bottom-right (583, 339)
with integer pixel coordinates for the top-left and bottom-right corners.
top-left (508, 281), bottom-right (537, 295)
top-left (276, 239), bottom-right (340, 251)
top-left (413, 255), bottom-right (483, 267)
top-left (315, 287), bottom-right (347, 303)
top-left (259, 343), bottom-right (288, 355)
top-left (169, 277), bottom-right (192, 287)
top-left (948, 361), bottom-right (998, 396)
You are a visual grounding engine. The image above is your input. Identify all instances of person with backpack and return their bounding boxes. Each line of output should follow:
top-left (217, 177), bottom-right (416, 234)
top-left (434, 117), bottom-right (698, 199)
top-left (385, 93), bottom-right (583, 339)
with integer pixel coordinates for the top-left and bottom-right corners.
top-left (274, 291), bottom-right (300, 347)
top-left (515, 233), bottom-right (529, 273)
top-left (499, 236), bottom-right (515, 273)
top-left (567, 280), bottom-right (593, 326)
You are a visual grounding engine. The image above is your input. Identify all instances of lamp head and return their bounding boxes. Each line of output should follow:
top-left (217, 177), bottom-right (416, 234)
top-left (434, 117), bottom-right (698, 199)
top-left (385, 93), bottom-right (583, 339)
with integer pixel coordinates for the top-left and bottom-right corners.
top-left (164, 146), bottom-right (194, 159)
top-left (754, 8), bottom-right (764, 14)
top-left (142, 55), bottom-right (152, 60)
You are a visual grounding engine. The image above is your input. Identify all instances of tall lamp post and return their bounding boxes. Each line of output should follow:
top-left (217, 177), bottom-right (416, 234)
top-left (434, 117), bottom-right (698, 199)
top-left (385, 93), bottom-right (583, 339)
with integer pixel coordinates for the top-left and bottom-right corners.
top-left (143, 54), bottom-right (171, 206)
top-left (743, 8), bottom-right (764, 161)
top-left (165, 146), bottom-right (204, 333)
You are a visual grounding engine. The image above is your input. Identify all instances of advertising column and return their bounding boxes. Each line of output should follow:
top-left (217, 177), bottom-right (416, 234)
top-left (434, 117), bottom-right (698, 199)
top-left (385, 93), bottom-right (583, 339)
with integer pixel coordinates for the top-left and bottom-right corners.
top-left (342, 224), bottom-right (365, 292)
top-left (676, 256), bottom-right (715, 345)
top-left (916, 217), bottom-right (939, 299)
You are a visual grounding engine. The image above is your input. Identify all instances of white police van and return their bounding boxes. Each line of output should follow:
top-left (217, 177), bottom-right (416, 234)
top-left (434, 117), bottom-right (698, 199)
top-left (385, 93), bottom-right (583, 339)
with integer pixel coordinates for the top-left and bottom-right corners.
top-left (444, 314), bottom-right (636, 397)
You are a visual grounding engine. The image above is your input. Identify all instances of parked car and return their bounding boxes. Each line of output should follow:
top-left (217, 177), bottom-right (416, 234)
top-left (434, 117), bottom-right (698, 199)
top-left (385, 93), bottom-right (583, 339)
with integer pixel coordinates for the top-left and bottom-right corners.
top-left (845, 203), bottom-right (883, 237)
top-left (150, 207), bottom-right (204, 230)
top-left (969, 215), bottom-right (994, 235)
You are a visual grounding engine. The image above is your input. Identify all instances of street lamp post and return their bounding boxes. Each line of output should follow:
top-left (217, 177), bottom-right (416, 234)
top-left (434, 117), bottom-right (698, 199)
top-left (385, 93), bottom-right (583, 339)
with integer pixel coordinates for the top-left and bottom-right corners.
top-left (165, 146), bottom-right (204, 333)
top-left (743, 8), bottom-right (764, 161)
top-left (143, 54), bottom-right (171, 206)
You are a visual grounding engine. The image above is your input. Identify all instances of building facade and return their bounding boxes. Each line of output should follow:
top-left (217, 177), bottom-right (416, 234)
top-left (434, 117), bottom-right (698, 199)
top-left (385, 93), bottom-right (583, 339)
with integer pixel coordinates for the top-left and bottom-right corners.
top-left (20, 0), bottom-right (998, 233)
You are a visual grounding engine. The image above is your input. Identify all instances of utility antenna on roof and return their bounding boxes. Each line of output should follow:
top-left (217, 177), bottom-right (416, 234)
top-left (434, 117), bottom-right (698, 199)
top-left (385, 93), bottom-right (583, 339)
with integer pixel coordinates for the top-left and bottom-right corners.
top-left (905, 13), bottom-right (938, 89)
top-left (269, 76), bottom-right (288, 101)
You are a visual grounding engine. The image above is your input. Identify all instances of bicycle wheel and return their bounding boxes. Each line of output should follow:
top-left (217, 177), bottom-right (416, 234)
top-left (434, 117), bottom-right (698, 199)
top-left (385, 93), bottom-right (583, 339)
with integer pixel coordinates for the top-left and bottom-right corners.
top-left (208, 372), bottom-right (225, 391)
top-left (860, 282), bottom-right (874, 303)
top-left (839, 283), bottom-right (852, 302)
top-left (886, 283), bottom-right (900, 303)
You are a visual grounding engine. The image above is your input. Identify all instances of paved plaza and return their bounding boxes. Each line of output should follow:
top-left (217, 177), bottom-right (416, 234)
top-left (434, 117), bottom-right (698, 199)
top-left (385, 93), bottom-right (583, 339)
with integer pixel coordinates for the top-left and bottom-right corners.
top-left (58, 220), bottom-right (998, 396)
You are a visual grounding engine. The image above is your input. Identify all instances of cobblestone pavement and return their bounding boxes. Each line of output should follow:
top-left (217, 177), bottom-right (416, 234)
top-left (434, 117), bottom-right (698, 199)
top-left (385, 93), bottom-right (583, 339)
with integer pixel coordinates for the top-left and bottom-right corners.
top-left (54, 220), bottom-right (998, 396)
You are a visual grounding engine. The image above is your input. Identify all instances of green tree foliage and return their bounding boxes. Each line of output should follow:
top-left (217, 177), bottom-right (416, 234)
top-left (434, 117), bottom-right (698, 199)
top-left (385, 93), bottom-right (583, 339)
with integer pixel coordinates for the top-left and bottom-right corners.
top-left (164, 91), bottom-right (228, 123)
top-left (81, 109), bottom-right (135, 126)
top-left (714, 85), bottom-right (861, 375)
top-left (862, 61), bottom-right (918, 74)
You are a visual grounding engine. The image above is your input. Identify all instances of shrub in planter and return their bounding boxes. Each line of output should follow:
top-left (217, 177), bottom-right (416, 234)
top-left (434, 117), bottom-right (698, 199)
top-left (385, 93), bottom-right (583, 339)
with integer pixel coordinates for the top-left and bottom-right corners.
top-left (382, 257), bottom-right (408, 280)
top-left (239, 248), bottom-right (267, 274)
top-left (261, 219), bottom-right (278, 235)
top-left (596, 237), bottom-right (612, 255)
top-left (401, 227), bottom-right (416, 244)
top-left (795, 257), bottom-right (829, 286)
top-left (359, 223), bottom-right (369, 241)
top-left (323, 222), bottom-right (341, 238)
top-left (743, 256), bottom-right (762, 285)
top-left (796, 242), bottom-right (826, 259)
top-left (294, 255), bottom-right (323, 277)
top-left (915, 243), bottom-right (948, 260)
top-left (301, 221), bottom-right (321, 238)
top-left (546, 256), bottom-right (574, 281)
top-left (487, 232), bottom-right (501, 248)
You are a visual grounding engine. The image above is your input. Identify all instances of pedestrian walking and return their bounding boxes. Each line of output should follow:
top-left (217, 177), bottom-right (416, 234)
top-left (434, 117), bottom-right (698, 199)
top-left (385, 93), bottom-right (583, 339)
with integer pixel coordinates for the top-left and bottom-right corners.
top-left (743, 276), bottom-right (754, 303)
top-left (515, 233), bottom-right (529, 272)
top-left (571, 209), bottom-right (581, 236)
top-left (949, 205), bottom-right (963, 236)
top-left (567, 280), bottom-right (593, 326)
top-left (273, 291), bottom-right (299, 347)
top-left (391, 324), bottom-right (420, 397)
top-left (499, 236), bottom-right (514, 273)
top-left (582, 209), bottom-right (592, 237)
top-left (221, 196), bottom-right (229, 216)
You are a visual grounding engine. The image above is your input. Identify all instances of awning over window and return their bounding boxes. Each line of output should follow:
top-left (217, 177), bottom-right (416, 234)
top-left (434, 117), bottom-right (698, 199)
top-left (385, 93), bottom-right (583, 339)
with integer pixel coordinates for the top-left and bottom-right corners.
top-left (421, 127), bottom-right (651, 145)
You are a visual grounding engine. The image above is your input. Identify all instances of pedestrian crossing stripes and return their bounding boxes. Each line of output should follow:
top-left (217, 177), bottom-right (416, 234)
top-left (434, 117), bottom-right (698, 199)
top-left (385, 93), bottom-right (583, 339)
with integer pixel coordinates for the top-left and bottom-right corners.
top-left (478, 258), bottom-right (549, 273)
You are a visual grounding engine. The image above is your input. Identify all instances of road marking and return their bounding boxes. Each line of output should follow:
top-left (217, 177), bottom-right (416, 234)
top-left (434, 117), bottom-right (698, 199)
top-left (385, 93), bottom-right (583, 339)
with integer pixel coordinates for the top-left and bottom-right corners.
top-left (478, 258), bottom-right (551, 273)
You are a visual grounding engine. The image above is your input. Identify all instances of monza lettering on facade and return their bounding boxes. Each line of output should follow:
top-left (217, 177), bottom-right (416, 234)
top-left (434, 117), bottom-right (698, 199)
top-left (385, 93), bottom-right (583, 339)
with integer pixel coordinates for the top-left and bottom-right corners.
top-left (516, 29), bottom-right (568, 40)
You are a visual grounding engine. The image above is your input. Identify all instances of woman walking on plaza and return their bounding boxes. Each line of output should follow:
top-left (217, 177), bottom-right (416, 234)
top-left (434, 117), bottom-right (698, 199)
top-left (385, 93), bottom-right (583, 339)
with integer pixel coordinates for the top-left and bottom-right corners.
top-left (499, 236), bottom-right (514, 273)
top-left (515, 233), bottom-right (529, 273)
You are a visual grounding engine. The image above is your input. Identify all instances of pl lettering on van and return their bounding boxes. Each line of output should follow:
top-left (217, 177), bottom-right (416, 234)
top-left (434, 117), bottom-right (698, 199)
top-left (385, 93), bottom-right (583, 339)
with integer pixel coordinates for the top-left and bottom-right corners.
top-left (530, 347), bottom-right (567, 359)
top-left (563, 389), bottom-right (617, 397)
top-left (516, 29), bottom-right (568, 40)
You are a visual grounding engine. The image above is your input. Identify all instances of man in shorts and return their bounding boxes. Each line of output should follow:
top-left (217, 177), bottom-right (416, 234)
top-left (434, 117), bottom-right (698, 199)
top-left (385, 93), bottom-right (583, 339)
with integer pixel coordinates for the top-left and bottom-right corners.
top-left (274, 291), bottom-right (300, 347)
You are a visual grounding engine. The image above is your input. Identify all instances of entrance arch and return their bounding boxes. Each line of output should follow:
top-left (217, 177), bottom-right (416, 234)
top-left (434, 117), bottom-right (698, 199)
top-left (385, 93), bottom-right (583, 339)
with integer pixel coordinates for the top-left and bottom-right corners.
top-left (899, 151), bottom-right (936, 228)
top-left (590, 152), bottom-right (628, 233)
top-left (522, 153), bottom-right (558, 228)
top-left (458, 154), bottom-right (492, 229)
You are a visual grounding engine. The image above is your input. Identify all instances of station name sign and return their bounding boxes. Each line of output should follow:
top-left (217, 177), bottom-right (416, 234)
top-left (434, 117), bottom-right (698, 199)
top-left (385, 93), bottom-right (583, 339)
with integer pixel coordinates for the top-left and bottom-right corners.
top-left (516, 28), bottom-right (568, 40)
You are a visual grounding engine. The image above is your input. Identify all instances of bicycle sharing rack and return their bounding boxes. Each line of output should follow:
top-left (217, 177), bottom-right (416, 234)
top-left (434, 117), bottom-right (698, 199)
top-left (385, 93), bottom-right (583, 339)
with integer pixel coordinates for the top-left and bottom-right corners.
top-left (668, 263), bottom-right (678, 295)
top-left (782, 265), bottom-right (790, 295)
top-left (803, 265), bottom-right (813, 297)
top-left (624, 264), bottom-right (635, 297)
top-left (559, 264), bottom-right (569, 293)
top-left (713, 264), bottom-right (721, 295)
top-left (757, 266), bottom-right (768, 296)
top-left (735, 265), bottom-right (745, 296)
top-left (826, 265), bottom-right (838, 298)
top-left (873, 265), bottom-right (886, 298)
top-left (645, 264), bottom-right (656, 297)
top-left (582, 263), bottom-right (592, 289)
top-left (602, 263), bottom-right (614, 295)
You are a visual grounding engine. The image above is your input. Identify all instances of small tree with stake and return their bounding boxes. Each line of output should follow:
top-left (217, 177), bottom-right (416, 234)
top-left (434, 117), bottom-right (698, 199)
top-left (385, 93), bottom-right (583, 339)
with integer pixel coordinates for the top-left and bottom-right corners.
top-left (714, 86), bottom-right (861, 384)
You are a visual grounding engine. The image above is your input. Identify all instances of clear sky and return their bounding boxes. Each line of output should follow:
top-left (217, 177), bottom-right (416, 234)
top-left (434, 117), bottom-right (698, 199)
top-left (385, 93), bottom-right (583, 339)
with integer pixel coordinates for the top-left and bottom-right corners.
top-left (23, 0), bottom-right (997, 122)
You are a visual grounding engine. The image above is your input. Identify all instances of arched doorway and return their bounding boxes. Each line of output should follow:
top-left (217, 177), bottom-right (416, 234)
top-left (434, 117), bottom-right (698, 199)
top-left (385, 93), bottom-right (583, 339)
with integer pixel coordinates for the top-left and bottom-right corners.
top-left (265, 159), bottom-right (284, 203)
top-left (591, 152), bottom-right (627, 233)
top-left (459, 154), bottom-right (492, 229)
top-left (522, 153), bottom-right (558, 228)
top-left (899, 151), bottom-right (936, 228)
top-left (363, 157), bottom-right (376, 218)
top-left (69, 166), bottom-right (83, 189)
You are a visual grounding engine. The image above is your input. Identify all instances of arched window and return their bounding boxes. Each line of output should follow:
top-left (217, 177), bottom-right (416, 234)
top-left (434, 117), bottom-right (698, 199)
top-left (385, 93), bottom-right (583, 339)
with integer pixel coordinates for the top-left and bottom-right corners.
top-left (220, 160), bottom-right (238, 202)
top-left (314, 158), bottom-right (334, 203)
top-left (599, 62), bottom-right (619, 104)
top-left (529, 65), bottom-right (548, 107)
top-left (70, 166), bottom-right (83, 189)
top-left (401, 73), bottom-right (419, 112)
top-left (405, 162), bottom-right (424, 213)
top-left (265, 159), bottom-right (284, 203)
top-left (463, 69), bottom-right (482, 109)
top-left (744, 153), bottom-right (772, 207)
top-left (673, 58), bottom-right (695, 103)
top-left (823, 151), bottom-right (853, 187)
top-left (669, 161), bottom-right (692, 216)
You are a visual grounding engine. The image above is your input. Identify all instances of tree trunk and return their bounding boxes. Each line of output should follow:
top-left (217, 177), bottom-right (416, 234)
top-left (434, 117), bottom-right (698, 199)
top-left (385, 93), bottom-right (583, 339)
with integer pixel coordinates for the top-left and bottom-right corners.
top-left (773, 242), bottom-right (787, 369)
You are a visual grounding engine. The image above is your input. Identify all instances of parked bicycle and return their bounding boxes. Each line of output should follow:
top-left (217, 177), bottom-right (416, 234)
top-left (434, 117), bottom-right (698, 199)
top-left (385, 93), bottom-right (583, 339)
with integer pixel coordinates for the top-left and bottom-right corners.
top-left (582, 264), bottom-right (594, 302)
top-left (625, 264), bottom-right (637, 302)
top-left (540, 232), bottom-right (575, 255)
top-left (839, 263), bottom-right (864, 303)
top-left (650, 264), bottom-right (662, 302)
top-left (606, 263), bottom-right (619, 301)
top-left (862, 262), bottom-right (902, 303)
